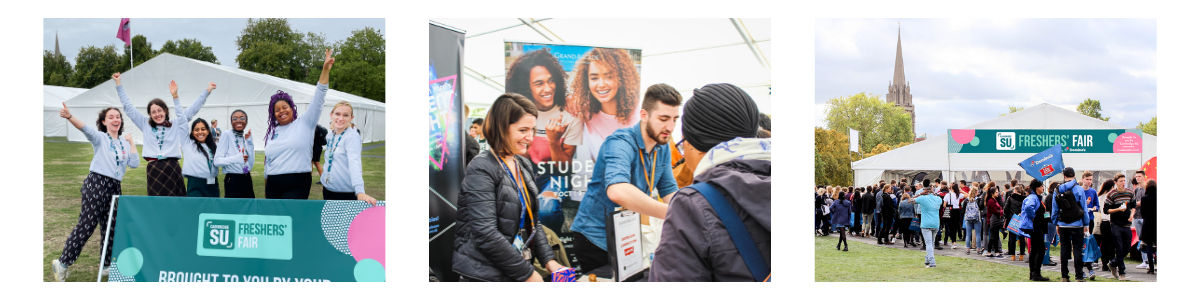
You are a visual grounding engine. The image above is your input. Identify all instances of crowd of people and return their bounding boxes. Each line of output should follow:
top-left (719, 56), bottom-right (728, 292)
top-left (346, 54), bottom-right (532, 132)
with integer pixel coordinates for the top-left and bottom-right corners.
top-left (816, 167), bottom-right (1156, 281)
top-left (452, 82), bottom-right (772, 282)
top-left (50, 49), bottom-right (378, 282)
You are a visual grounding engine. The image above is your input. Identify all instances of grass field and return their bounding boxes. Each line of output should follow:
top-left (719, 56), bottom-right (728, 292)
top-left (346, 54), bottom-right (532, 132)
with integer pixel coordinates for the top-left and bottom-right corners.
top-left (813, 235), bottom-right (1124, 282)
top-left (42, 137), bottom-right (385, 282)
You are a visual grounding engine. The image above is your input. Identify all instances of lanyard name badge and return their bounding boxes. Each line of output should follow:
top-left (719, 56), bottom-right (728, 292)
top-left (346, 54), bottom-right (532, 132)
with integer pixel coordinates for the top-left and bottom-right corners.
top-left (235, 134), bottom-right (249, 173)
top-left (495, 151), bottom-right (534, 261)
top-left (152, 126), bottom-right (166, 160)
top-left (638, 146), bottom-right (659, 225)
top-left (109, 135), bottom-right (125, 170)
top-left (325, 131), bottom-right (345, 184)
top-left (201, 144), bottom-right (216, 184)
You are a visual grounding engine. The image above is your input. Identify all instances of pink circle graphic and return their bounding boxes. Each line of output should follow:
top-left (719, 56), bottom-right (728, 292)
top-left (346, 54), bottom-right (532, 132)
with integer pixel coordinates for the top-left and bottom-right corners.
top-left (951, 129), bottom-right (976, 145)
top-left (348, 206), bottom-right (385, 268)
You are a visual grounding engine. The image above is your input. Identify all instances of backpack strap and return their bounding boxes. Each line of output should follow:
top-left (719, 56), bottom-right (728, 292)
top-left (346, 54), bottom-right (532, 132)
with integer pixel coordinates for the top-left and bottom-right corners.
top-left (690, 182), bottom-right (770, 282)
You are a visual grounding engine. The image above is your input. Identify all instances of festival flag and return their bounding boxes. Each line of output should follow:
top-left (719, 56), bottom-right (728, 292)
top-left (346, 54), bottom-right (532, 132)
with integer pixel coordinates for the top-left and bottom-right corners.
top-left (1017, 144), bottom-right (1064, 182)
top-left (116, 18), bottom-right (131, 47)
top-left (1140, 156), bottom-right (1157, 181)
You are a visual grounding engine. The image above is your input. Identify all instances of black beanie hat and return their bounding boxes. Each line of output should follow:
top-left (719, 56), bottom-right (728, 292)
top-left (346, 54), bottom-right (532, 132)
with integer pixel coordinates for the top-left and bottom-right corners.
top-left (681, 83), bottom-right (760, 152)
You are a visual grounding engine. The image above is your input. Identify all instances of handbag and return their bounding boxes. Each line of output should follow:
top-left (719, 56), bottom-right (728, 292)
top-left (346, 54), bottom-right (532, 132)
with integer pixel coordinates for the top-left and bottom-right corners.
top-left (1006, 213), bottom-right (1029, 238)
top-left (909, 217), bottom-right (922, 232)
top-left (1083, 234), bottom-right (1101, 262)
top-left (690, 182), bottom-right (770, 282)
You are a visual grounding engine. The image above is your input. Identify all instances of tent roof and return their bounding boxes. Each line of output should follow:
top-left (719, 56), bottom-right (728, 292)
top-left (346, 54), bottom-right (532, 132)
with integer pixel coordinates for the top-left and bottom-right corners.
top-left (429, 18), bottom-right (771, 115)
top-left (852, 103), bottom-right (1156, 172)
top-left (44, 85), bottom-right (87, 108)
top-left (65, 53), bottom-right (385, 111)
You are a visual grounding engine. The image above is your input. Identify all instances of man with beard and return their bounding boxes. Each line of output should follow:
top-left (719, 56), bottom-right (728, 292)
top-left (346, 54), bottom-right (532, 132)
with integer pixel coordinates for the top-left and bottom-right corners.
top-left (570, 83), bottom-right (681, 274)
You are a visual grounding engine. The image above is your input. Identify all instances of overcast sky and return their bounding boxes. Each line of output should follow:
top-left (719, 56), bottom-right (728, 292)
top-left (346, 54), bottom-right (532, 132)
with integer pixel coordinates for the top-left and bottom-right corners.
top-left (815, 19), bottom-right (1156, 137)
top-left (44, 18), bottom-right (385, 68)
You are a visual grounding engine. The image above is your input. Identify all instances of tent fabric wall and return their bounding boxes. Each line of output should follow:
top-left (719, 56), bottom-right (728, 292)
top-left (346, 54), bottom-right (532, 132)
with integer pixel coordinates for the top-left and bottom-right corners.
top-left (851, 103), bottom-right (1156, 187)
top-left (44, 85), bottom-right (88, 137)
top-left (63, 54), bottom-right (385, 146)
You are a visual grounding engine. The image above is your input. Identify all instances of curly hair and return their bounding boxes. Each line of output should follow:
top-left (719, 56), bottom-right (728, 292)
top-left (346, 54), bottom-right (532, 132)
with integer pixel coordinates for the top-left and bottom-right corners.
top-left (505, 48), bottom-right (568, 111)
top-left (147, 98), bottom-right (172, 127)
top-left (96, 107), bottom-right (124, 135)
top-left (567, 48), bottom-right (640, 124)
top-left (265, 90), bottom-right (297, 146)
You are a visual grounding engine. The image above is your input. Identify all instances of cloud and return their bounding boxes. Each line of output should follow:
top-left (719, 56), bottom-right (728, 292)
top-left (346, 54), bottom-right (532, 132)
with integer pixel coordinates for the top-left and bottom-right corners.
top-left (816, 18), bottom-right (1156, 135)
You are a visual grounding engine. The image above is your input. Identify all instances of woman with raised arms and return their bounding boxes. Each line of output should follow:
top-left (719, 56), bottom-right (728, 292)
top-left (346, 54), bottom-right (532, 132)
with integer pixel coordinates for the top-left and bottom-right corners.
top-left (114, 72), bottom-right (214, 196)
top-left (262, 49), bottom-right (335, 199)
top-left (50, 104), bottom-right (140, 282)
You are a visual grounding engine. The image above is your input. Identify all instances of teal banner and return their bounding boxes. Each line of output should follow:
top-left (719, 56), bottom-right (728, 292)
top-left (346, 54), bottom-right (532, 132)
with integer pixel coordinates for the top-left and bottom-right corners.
top-left (107, 196), bottom-right (385, 282)
top-left (948, 129), bottom-right (1143, 154)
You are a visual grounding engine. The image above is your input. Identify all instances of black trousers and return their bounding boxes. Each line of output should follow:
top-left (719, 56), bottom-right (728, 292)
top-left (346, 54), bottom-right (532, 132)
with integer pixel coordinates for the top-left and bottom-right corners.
top-left (322, 187), bottom-right (357, 200)
top-left (877, 214), bottom-right (893, 243)
top-left (898, 218), bottom-right (913, 245)
top-left (223, 173), bottom-right (255, 198)
top-left (1059, 227), bottom-right (1086, 280)
top-left (1110, 225), bottom-right (1132, 275)
top-left (1023, 228), bottom-right (1046, 278)
top-left (265, 172), bottom-right (312, 199)
top-left (1007, 227), bottom-right (1027, 255)
top-left (1099, 221), bottom-right (1114, 269)
top-left (570, 232), bottom-right (609, 275)
top-left (60, 172), bottom-right (121, 267)
top-left (988, 226), bottom-right (1002, 253)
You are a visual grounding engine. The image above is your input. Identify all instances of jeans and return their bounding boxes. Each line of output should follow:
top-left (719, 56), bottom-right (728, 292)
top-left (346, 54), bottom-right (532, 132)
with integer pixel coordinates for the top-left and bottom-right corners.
top-left (964, 219), bottom-right (983, 249)
top-left (1059, 227), bottom-right (1086, 280)
top-left (922, 228), bottom-right (938, 266)
top-left (1110, 225), bottom-right (1132, 275)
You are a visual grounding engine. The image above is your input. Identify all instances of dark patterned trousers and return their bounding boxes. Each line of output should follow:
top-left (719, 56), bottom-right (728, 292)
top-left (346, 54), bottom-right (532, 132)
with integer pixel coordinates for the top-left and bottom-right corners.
top-left (146, 158), bottom-right (185, 196)
top-left (60, 172), bottom-right (121, 267)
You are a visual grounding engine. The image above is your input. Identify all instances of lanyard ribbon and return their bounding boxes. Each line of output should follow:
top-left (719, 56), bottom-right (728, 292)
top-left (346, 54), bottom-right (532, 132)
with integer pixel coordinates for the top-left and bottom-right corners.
top-left (638, 146), bottom-right (660, 202)
top-left (326, 131), bottom-right (345, 172)
top-left (493, 151), bottom-right (535, 233)
top-left (108, 135), bottom-right (125, 168)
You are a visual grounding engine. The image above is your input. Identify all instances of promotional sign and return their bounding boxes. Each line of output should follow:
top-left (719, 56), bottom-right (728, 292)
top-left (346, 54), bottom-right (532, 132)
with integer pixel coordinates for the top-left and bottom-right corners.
top-left (107, 196), bottom-right (385, 282)
top-left (849, 128), bottom-right (859, 152)
top-left (504, 41), bottom-right (643, 265)
top-left (1017, 145), bottom-right (1066, 182)
top-left (948, 129), bottom-right (1142, 154)
top-left (605, 209), bottom-right (644, 282)
top-left (429, 21), bottom-right (466, 282)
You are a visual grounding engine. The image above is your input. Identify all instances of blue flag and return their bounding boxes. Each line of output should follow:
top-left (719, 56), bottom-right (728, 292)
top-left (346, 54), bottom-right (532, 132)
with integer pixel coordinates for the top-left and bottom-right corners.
top-left (1018, 145), bottom-right (1065, 182)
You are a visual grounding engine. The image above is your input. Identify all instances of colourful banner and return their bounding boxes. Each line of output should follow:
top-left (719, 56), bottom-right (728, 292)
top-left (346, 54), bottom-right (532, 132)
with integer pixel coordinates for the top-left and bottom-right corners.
top-left (108, 196), bottom-right (385, 282)
top-left (948, 129), bottom-right (1142, 154)
top-left (1017, 145), bottom-right (1066, 182)
top-left (428, 22), bottom-right (466, 282)
top-left (504, 41), bottom-right (643, 265)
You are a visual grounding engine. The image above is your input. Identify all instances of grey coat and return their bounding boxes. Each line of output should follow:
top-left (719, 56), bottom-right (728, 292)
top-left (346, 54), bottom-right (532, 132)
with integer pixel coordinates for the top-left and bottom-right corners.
top-left (648, 159), bottom-right (770, 282)
top-left (452, 151), bottom-right (555, 282)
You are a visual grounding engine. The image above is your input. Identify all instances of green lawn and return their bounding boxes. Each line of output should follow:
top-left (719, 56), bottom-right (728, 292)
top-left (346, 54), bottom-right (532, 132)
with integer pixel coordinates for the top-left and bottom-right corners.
top-left (42, 137), bottom-right (385, 282)
top-left (814, 235), bottom-right (1122, 282)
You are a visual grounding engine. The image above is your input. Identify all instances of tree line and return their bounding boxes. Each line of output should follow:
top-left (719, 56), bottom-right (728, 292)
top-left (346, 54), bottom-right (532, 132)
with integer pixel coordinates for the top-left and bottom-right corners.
top-left (43, 18), bottom-right (385, 102)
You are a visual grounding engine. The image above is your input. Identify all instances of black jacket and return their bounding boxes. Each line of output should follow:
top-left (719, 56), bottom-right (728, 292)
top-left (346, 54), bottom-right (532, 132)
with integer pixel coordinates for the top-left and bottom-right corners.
top-left (649, 159), bottom-right (770, 281)
top-left (1004, 193), bottom-right (1024, 218)
top-left (453, 151), bottom-right (555, 282)
top-left (863, 192), bottom-right (876, 214)
top-left (878, 193), bottom-right (896, 217)
top-left (464, 131), bottom-right (480, 162)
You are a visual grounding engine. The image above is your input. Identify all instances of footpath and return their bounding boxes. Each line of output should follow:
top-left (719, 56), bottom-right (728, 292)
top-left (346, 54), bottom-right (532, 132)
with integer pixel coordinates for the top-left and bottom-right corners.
top-left (843, 232), bottom-right (1156, 282)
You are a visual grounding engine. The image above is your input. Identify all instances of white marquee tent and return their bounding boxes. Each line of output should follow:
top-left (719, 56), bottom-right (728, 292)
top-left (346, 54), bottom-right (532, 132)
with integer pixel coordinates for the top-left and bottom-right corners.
top-left (851, 103), bottom-right (1156, 187)
top-left (44, 85), bottom-right (88, 137)
top-left (63, 53), bottom-right (385, 146)
top-left (430, 18), bottom-right (770, 141)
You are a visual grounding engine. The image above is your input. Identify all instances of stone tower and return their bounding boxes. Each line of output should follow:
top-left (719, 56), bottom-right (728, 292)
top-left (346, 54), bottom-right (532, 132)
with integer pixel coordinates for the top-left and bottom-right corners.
top-left (886, 27), bottom-right (915, 138)
top-left (54, 31), bottom-right (61, 58)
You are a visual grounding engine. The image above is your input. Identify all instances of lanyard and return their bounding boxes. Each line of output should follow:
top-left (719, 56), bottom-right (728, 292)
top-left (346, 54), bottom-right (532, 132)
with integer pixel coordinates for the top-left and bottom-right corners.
top-left (200, 144), bottom-right (214, 173)
top-left (234, 134), bottom-right (246, 156)
top-left (638, 146), bottom-right (660, 202)
top-left (151, 125), bottom-right (166, 151)
top-left (326, 131), bottom-right (345, 172)
top-left (493, 151), bottom-right (534, 232)
top-left (108, 135), bottom-right (126, 168)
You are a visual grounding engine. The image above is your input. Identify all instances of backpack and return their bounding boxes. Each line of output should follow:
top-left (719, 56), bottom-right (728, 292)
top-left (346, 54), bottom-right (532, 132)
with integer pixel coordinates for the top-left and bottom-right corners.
top-left (964, 199), bottom-right (980, 221)
top-left (1055, 184), bottom-right (1085, 223)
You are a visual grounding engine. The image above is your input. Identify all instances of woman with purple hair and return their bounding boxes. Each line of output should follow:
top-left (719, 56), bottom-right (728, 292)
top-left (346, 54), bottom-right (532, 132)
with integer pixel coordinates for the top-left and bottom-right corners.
top-left (262, 49), bottom-right (335, 199)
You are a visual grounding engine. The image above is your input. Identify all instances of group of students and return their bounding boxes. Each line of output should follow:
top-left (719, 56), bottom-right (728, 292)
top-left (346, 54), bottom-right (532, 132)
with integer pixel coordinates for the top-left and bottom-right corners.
top-left (50, 50), bottom-right (378, 282)
top-left (451, 82), bottom-right (772, 282)
top-left (817, 167), bottom-right (1156, 281)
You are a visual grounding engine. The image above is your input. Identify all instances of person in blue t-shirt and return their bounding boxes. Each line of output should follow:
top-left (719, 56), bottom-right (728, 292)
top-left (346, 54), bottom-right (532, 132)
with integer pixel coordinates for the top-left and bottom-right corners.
top-left (569, 84), bottom-right (682, 274)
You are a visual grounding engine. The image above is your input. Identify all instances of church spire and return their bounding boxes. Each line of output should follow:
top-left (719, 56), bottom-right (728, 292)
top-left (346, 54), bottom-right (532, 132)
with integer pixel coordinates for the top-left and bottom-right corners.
top-left (54, 30), bottom-right (61, 58)
top-left (892, 25), bottom-right (905, 89)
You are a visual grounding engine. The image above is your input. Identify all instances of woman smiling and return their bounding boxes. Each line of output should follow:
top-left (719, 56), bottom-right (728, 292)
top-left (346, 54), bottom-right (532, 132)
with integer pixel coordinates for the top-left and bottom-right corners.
top-left (114, 73), bottom-right (214, 196)
top-left (262, 49), bottom-right (335, 199)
